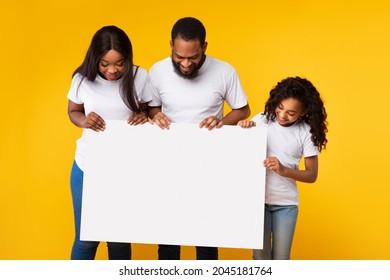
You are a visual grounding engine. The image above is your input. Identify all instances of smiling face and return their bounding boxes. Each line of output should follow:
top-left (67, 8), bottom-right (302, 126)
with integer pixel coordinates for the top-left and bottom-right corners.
top-left (98, 50), bottom-right (125, 81)
top-left (275, 97), bottom-right (305, 127)
top-left (170, 37), bottom-right (207, 79)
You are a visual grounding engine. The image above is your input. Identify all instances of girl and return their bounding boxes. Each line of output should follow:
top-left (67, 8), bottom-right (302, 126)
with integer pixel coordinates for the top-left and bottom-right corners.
top-left (238, 77), bottom-right (328, 260)
top-left (67, 26), bottom-right (152, 259)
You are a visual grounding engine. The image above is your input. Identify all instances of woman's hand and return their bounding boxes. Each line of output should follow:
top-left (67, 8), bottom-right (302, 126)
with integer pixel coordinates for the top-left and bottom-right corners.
top-left (128, 113), bottom-right (148, 126)
top-left (83, 112), bottom-right (106, 131)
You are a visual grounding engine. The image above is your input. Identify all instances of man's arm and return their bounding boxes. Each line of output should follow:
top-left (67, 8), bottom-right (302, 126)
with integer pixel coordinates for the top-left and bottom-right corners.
top-left (222, 104), bottom-right (250, 125)
top-left (148, 106), bottom-right (171, 129)
top-left (148, 106), bottom-right (161, 120)
top-left (199, 104), bottom-right (250, 130)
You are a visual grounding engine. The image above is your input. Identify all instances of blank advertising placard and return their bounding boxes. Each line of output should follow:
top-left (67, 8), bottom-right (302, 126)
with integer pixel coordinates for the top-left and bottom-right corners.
top-left (81, 121), bottom-right (267, 249)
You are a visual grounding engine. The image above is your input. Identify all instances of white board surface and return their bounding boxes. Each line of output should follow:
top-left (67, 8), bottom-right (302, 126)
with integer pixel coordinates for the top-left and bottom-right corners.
top-left (81, 121), bottom-right (267, 249)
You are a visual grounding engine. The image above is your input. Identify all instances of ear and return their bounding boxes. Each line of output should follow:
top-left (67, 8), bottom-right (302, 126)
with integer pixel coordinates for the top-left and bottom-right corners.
top-left (202, 41), bottom-right (208, 53)
top-left (170, 40), bottom-right (173, 50)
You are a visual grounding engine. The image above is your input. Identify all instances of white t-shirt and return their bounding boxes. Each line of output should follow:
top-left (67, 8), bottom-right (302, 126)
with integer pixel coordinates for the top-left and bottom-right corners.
top-left (252, 113), bottom-right (320, 206)
top-left (67, 66), bottom-right (152, 171)
top-left (149, 56), bottom-right (248, 123)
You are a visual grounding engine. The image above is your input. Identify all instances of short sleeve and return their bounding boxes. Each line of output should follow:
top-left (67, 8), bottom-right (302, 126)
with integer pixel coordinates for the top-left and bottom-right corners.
top-left (224, 70), bottom-right (248, 109)
top-left (67, 74), bottom-right (84, 104)
top-left (134, 67), bottom-right (153, 103)
top-left (148, 64), bottom-right (163, 107)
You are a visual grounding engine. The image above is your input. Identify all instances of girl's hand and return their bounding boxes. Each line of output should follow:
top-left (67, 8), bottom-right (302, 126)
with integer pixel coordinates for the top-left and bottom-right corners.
top-left (237, 120), bottom-right (256, 128)
top-left (128, 113), bottom-right (148, 126)
top-left (83, 112), bottom-right (106, 131)
top-left (263, 157), bottom-right (286, 175)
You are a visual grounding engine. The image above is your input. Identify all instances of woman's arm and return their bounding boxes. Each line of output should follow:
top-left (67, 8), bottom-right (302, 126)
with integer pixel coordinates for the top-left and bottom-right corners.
top-left (68, 100), bottom-right (106, 131)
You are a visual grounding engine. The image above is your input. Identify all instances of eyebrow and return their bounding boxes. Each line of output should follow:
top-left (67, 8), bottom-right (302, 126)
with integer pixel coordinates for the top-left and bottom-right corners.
top-left (174, 52), bottom-right (200, 59)
top-left (99, 58), bottom-right (125, 63)
top-left (279, 103), bottom-right (299, 114)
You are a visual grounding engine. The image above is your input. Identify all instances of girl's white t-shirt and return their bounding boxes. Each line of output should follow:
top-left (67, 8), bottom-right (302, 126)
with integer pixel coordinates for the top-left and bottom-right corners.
top-left (252, 113), bottom-right (320, 206)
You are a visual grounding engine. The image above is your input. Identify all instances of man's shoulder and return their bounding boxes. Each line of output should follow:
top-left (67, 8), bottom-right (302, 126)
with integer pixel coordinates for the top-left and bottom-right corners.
top-left (150, 57), bottom-right (171, 71)
top-left (206, 56), bottom-right (236, 73)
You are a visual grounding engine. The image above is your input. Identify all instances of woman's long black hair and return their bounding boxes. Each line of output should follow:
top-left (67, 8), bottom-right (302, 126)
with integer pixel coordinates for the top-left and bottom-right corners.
top-left (73, 25), bottom-right (139, 112)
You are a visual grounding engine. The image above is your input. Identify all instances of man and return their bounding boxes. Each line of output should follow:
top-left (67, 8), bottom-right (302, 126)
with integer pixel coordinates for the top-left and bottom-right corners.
top-left (148, 17), bottom-right (250, 260)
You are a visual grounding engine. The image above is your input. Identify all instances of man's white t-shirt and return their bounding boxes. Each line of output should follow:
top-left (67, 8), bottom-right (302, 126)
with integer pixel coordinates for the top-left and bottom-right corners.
top-left (149, 55), bottom-right (248, 123)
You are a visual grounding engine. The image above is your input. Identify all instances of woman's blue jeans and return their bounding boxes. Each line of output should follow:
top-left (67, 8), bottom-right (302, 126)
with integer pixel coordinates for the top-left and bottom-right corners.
top-left (70, 161), bottom-right (131, 260)
top-left (253, 204), bottom-right (298, 260)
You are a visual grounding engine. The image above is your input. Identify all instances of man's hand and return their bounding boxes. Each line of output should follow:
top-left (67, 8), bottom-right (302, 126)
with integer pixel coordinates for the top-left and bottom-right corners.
top-left (199, 116), bottom-right (223, 130)
top-left (150, 112), bottom-right (171, 129)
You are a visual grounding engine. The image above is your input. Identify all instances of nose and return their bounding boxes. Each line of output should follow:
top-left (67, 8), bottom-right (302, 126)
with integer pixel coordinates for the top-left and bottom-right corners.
top-left (108, 65), bottom-right (118, 73)
top-left (180, 59), bottom-right (191, 68)
top-left (279, 111), bottom-right (288, 119)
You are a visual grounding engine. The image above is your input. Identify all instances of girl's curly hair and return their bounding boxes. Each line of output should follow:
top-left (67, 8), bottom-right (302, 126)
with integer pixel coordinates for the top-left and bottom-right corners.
top-left (264, 77), bottom-right (328, 151)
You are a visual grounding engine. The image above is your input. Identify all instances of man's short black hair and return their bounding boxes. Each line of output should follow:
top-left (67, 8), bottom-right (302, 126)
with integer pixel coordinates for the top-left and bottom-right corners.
top-left (171, 17), bottom-right (206, 46)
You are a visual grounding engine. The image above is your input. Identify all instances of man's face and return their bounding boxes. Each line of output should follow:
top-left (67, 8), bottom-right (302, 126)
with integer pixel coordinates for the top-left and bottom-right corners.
top-left (171, 37), bottom-right (207, 79)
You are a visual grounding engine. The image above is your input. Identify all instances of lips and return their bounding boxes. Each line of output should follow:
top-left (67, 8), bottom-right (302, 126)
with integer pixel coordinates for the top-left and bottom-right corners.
top-left (276, 115), bottom-right (290, 125)
top-left (106, 73), bottom-right (118, 80)
top-left (180, 65), bottom-right (194, 74)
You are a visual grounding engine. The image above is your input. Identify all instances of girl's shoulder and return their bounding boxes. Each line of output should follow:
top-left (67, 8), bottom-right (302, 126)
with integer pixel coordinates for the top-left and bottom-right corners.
top-left (251, 113), bottom-right (267, 126)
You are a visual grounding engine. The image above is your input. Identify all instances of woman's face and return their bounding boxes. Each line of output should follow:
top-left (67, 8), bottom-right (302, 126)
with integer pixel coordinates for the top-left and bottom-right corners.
top-left (275, 97), bottom-right (305, 127)
top-left (98, 50), bottom-right (125, 81)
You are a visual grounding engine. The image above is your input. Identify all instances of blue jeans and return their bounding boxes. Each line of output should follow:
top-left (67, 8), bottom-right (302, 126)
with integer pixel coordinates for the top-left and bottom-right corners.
top-left (70, 161), bottom-right (131, 260)
top-left (158, 244), bottom-right (218, 260)
top-left (253, 204), bottom-right (298, 260)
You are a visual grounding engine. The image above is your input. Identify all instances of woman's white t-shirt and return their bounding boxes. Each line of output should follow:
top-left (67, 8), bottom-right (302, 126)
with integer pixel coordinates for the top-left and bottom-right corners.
top-left (67, 67), bottom-right (152, 171)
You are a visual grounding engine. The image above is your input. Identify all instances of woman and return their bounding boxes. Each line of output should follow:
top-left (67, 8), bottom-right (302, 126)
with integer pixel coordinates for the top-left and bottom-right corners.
top-left (67, 26), bottom-right (151, 259)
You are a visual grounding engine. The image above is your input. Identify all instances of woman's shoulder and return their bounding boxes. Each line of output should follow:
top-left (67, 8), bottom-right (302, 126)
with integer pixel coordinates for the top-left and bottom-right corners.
top-left (69, 72), bottom-right (87, 88)
top-left (71, 72), bottom-right (84, 81)
top-left (134, 65), bottom-right (147, 73)
top-left (133, 65), bottom-right (149, 80)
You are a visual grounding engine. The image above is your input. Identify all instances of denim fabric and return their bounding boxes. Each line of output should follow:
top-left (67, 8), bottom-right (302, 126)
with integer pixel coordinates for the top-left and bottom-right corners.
top-left (158, 244), bottom-right (218, 260)
top-left (70, 161), bottom-right (131, 260)
top-left (253, 204), bottom-right (298, 260)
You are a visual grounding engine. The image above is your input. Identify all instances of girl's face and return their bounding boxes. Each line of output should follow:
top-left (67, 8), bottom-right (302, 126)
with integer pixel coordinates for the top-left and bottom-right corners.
top-left (98, 50), bottom-right (125, 81)
top-left (275, 97), bottom-right (305, 127)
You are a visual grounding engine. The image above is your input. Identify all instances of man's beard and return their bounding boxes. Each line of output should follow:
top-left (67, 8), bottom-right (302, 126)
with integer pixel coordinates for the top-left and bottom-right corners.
top-left (171, 54), bottom-right (206, 79)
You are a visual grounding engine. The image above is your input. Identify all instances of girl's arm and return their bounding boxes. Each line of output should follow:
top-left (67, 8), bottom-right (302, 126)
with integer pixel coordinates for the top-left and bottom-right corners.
top-left (264, 155), bottom-right (318, 183)
top-left (68, 100), bottom-right (106, 131)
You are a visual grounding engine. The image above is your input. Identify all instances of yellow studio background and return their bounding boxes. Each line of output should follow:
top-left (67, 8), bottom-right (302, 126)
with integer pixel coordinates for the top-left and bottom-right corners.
top-left (1, 0), bottom-right (389, 260)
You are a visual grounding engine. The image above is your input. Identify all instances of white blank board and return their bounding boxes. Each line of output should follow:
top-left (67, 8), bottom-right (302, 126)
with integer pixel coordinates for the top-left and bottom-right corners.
top-left (81, 121), bottom-right (267, 249)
